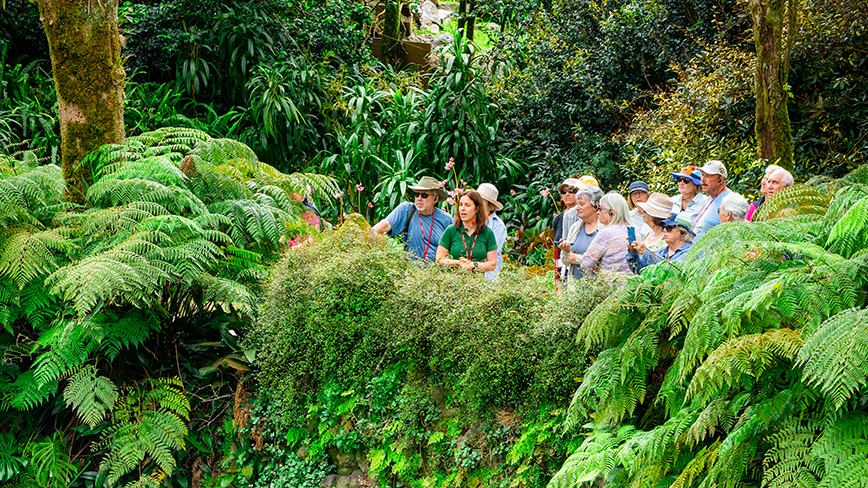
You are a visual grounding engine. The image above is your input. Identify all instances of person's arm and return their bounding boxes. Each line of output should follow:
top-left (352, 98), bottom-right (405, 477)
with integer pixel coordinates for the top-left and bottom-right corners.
top-left (372, 219), bottom-right (391, 234)
top-left (436, 245), bottom-right (460, 267)
top-left (580, 232), bottom-right (607, 271)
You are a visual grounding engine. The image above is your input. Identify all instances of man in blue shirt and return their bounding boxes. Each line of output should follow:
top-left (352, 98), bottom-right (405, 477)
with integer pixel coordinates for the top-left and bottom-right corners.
top-left (477, 183), bottom-right (507, 279)
top-left (693, 160), bottom-right (732, 238)
top-left (372, 176), bottom-right (453, 262)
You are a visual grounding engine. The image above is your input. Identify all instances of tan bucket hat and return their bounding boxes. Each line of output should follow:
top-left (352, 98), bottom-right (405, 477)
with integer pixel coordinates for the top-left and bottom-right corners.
top-left (408, 176), bottom-right (448, 202)
top-left (477, 183), bottom-right (503, 211)
top-left (636, 192), bottom-right (674, 219)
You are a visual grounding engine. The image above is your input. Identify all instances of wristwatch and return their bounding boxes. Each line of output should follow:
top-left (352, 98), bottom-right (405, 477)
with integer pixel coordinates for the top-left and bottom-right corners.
top-left (473, 262), bottom-right (479, 271)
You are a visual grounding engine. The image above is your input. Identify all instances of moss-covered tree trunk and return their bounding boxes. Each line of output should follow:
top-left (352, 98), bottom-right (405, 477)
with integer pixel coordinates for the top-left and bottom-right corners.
top-left (37, 0), bottom-right (125, 204)
top-left (749, 0), bottom-right (796, 170)
top-left (383, 1), bottom-right (402, 66)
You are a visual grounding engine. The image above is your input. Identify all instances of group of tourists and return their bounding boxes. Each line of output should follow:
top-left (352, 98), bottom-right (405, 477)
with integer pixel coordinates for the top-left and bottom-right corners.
top-left (371, 160), bottom-right (794, 282)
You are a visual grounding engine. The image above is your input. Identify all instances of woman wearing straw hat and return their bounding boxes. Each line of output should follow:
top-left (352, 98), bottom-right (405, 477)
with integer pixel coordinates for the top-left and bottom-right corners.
top-left (633, 192), bottom-right (674, 252)
top-left (436, 190), bottom-right (498, 273)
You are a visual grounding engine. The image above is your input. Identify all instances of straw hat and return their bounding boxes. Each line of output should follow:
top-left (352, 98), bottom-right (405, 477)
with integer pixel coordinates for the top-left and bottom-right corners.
top-left (477, 183), bottom-right (503, 211)
top-left (635, 192), bottom-right (674, 219)
top-left (408, 176), bottom-right (448, 202)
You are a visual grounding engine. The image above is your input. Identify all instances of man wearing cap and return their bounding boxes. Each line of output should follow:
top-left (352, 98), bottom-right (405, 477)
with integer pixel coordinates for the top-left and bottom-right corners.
top-left (693, 160), bottom-right (732, 237)
top-left (627, 181), bottom-right (652, 238)
top-left (670, 166), bottom-right (709, 226)
top-left (372, 176), bottom-right (453, 262)
top-left (477, 183), bottom-right (507, 279)
top-left (627, 213), bottom-right (695, 273)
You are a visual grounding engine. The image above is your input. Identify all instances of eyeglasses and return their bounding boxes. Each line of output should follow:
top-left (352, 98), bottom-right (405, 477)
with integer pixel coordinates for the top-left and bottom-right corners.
top-left (676, 177), bottom-right (693, 184)
top-left (560, 187), bottom-right (579, 195)
top-left (663, 225), bottom-right (678, 232)
top-left (598, 207), bottom-right (612, 212)
top-left (415, 193), bottom-right (431, 199)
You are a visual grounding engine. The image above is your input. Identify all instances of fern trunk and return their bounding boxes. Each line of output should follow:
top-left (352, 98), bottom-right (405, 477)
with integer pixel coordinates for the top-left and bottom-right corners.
top-left (37, 0), bottom-right (126, 204)
top-left (749, 0), bottom-right (796, 170)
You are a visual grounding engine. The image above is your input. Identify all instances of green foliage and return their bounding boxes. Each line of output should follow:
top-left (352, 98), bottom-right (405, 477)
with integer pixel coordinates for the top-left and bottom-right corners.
top-left (99, 377), bottom-right (190, 485)
top-left (548, 166), bottom-right (868, 488)
top-left (0, 433), bottom-right (27, 482)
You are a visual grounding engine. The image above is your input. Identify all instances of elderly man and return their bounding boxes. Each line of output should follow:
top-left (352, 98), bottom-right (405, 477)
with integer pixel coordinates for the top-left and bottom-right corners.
top-left (718, 193), bottom-right (750, 222)
top-left (766, 167), bottom-right (794, 199)
top-left (478, 183), bottom-right (506, 279)
top-left (693, 160), bottom-right (732, 237)
top-left (372, 176), bottom-right (453, 262)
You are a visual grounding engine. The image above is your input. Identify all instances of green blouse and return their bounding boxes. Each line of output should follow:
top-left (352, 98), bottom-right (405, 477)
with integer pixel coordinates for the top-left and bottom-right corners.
top-left (438, 224), bottom-right (497, 262)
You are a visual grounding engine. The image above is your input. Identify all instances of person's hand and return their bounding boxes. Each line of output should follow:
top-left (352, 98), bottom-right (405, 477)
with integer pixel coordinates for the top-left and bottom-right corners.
top-left (558, 240), bottom-right (571, 252)
top-left (568, 252), bottom-right (581, 264)
top-left (459, 260), bottom-right (476, 271)
top-left (629, 241), bottom-right (647, 255)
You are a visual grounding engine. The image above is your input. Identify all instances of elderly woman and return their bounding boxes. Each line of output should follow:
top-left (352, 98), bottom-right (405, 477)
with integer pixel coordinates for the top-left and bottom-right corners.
top-left (580, 192), bottom-right (633, 278)
top-left (635, 192), bottom-right (674, 251)
top-left (670, 166), bottom-right (709, 225)
top-left (718, 192), bottom-right (750, 222)
top-left (559, 185), bottom-right (604, 282)
top-left (627, 181), bottom-right (651, 238)
top-left (436, 190), bottom-right (498, 272)
top-left (628, 214), bottom-right (695, 273)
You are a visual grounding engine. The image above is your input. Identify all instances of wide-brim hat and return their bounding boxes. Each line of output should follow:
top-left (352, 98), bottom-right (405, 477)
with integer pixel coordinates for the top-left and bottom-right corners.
top-left (476, 183), bottom-right (503, 211)
top-left (576, 175), bottom-right (599, 187)
top-left (628, 181), bottom-right (650, 194)
top-left (408, 176), bottom-right (448, 202)
top-left (557, 178), bottom-right (583, 193)
top-left (661, 212), bottom-right (696, 235)
top-left (672, 166), bottom-right (702, 186)
top-left (698, 160), bottom-right (728, 178)
top-left (636, 192), bottom-right (674, 219)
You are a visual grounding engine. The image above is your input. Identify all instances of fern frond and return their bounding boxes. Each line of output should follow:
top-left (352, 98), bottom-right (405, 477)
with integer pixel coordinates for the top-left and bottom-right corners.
top-left (87, 178), bottom-right (207, 216)
top-left (812, 412), bottom-right (868, 488)
top-left (100, 155), bottom-right (188, 187)
top-left (63, 364), bottom-right (119, 427)
top-left (762, 416), bottom-right (820, 488)
top-left (0, 226), bottom-right (75, 288)
top-left (753, 184), bottom-right (830, 222)
top-left (547, 427), bottom-right (629, 488)
top-left (825, 194), bottom-right (868, 258)
top-left (798, 308), bottom-right (868, 408)
top-left (5, 371), bottom-right (57, 410)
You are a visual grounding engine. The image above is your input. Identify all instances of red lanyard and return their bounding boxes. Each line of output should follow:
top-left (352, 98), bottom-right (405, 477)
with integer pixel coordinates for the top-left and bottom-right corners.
top-left (419, 212), bottom-right (435, 260)
top-left (696, 188), bottom-right (727, 222)
top-left (460, 228), bottom-right (479, 260)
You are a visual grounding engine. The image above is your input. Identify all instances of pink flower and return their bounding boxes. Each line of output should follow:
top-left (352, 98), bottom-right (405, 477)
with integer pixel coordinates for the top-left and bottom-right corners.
top-left (540, 188), bottom-right (550, 197)
top-left (334, 191), bottom-right (345, 198)
top-left (438, 180), bottom-right (447, 188)
top-left (460, 179), bottom-right (467, 187)
top-left (445, 157), bottom-right (455, 171)
top-left (367, 202), bottom-right (373, 208)
top-left (356, 183), bottom-right (365, 192)
top-left (447, 197), bottom-right (455, 205)
top-left (510, 189), bottom-right (517, 196)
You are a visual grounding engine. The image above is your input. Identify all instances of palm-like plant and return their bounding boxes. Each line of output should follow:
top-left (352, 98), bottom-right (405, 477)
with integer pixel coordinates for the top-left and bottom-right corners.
top-left (0, 128), bottom-right (336, 486)
top-left (549, 165), bottom-right (868, 488)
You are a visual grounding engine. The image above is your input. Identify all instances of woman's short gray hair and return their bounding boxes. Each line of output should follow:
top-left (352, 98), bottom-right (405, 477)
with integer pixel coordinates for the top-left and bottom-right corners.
top-left (679, 229), bottom-right (695, 243)
top-left (575, 186), bottom-right (604, 207)
top-left (600, 192), bottom-right (632, 226)
top-left (720, 193), bottom-right (749, 220)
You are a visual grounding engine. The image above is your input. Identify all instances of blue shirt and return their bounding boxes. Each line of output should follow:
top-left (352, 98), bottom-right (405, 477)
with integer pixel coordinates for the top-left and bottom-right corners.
top-left (385, 202), bottom-right (453, 262)
top-left (693, 189), bottom-right (732, 238)
top-left (628, 241), bottom-right (693, 274)
top-left (485, 212), bottom-right (507, 279)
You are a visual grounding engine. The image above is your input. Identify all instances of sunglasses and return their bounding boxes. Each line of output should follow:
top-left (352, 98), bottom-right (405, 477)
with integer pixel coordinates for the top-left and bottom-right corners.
top-left (676, 177), bottom-right (694, 184)
top-left (560, 187), bottom-right (579, 195)
top-left (663, 225), bottom-right (681, 232)
top-left (415, 193), bottom-right (431, 199)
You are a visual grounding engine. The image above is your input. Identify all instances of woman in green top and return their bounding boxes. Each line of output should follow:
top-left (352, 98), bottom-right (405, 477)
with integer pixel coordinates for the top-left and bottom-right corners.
top-left (436, 190), bottom-right (498, 272)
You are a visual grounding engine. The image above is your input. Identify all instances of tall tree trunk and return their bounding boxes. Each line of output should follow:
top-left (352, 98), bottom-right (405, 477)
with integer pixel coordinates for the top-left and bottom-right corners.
top-left (37, 0), bottom-right (125, 204)
top-left (749, 0), bottom-right (796, 170)
top-left (383, 1), bottom-right (402, 66)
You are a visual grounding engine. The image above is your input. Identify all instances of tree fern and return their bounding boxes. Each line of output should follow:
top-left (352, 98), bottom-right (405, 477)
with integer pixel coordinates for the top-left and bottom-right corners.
top-left (0, 226), bottom-right (74, 288)
top-left (753, 184), bottom-right (830, 222)
top-left (812, 412), bottom-right (868, 488)
top-left (762, 417), bottom-right (820, 488)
